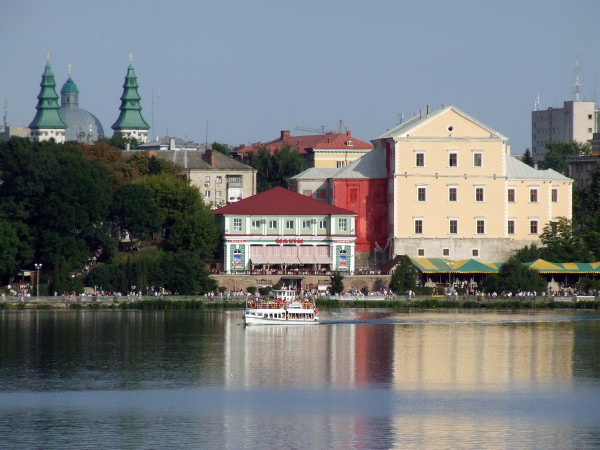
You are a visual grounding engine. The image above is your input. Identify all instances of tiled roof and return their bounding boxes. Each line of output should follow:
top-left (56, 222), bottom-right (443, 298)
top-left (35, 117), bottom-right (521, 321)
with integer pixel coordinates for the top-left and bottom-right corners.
top-left (235, 130), bottom-right (373, 157)
top-left (212, 187), bottom-right (356, 216)
top-left (506, 156), bottom-right (572, 181)
top-left (123, 149), bottom-right (254, 171)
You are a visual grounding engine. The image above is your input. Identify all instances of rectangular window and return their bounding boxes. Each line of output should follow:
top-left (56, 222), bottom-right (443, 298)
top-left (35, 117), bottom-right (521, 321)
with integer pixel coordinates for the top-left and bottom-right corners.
top-left (338, 218), bottom-right (347, 232)
top-left (475, 187), bottom-right (484, 202)
top-left (216, 176), bottom-right (222, 184)
top-left (251, 220), bottom-right (260, 228)
top-left (530, 189), bottom-right (538, 202)
top-left (417, 187), bottom-right (427, 202)
top-left (448, 187), bottom-right (457, 202)
top-left (473, 153), bottom-right (482, 167)
top-left (530, 220), bottom-right (538, 234)
top-left (204, 191), bottom-right (211, 198)
top-left (416, 153), bottom-right (425, 167)
top-left (414, 219), bottom-right (423, 234)
top-left (443, 248), bottom-right (450, 257)
top-left (286, 220), bottom-right (295, 229)
top-left (336, 161), bottom-right (345, 168)
top-left (302, 220), bottom-right (311, 228)
top-left (227, 175), bottom-right (242, 184)
top-left (551, 189), bottom-right (558, 202)
top-left (476, 220), bottom-right (485, 234)
top-left (349, 188), bottom-right (358, 204)
top-left (449, 152), bottom-right (458, 167)
top-left (508, 188), bottom-right (515, 202)
top-left (418, 248), bottom-right (425, 256)
top-left (508, 220), bottom-right (515, 234)
top-left (319, 220), bottom-right (327, 230)
top-left (215, 191), bottom-right (222, 199)
top-left (205, 176), bottom-right (210, 183)
top-left (233, 218), bottom-right (242, 231)
top-left (449, 219), bottom-right (458, 234)
top-left (269, 220), bottom-right (277, 229)
top-left (472, 249), bottom-right (479, 258)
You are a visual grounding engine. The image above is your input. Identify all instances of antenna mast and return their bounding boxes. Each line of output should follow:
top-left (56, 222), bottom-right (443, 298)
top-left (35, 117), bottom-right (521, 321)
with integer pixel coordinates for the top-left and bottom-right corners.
top-left (573, 56), bottom-right (582, 101)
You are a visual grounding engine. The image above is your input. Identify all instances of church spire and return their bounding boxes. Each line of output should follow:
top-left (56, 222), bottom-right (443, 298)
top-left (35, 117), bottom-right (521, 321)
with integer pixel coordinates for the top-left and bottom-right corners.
top-left (29, 60), bottom-right (67, 143)
top-left (60, 64), bottom-right (79, 108)
top-left (111, 55), bottom-right (150, 144)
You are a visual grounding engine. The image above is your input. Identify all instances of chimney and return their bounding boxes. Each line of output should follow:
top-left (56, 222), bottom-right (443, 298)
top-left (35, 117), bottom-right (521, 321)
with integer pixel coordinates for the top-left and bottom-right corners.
top-left (346, 130), bottom-right (351, 136)
top-left (281, 130), bottom-right (290, 141)
top-left (169, 137), bottom-right (175, 150)
top-left (206, 149), bottom-right (215, 166)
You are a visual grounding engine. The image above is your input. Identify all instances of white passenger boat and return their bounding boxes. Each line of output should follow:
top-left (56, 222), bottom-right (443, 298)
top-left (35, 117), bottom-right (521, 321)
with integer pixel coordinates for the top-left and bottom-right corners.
top-left (243, 289), bottom-right (319, 325)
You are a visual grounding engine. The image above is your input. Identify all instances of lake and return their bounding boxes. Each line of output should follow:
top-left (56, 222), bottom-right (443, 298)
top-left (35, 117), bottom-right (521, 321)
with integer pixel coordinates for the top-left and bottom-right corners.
top-left (1, 308), bottom-right (599, 448)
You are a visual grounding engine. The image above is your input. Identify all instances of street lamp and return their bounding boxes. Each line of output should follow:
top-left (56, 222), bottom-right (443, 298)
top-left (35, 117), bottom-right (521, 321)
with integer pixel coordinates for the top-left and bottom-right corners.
top-left (34, 263), bottom-right (42, 298)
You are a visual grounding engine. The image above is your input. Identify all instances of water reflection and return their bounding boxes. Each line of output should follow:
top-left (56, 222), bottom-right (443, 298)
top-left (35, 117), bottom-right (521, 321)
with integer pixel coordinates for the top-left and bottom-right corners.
top-left (0, 309), bottom-right (599, 448)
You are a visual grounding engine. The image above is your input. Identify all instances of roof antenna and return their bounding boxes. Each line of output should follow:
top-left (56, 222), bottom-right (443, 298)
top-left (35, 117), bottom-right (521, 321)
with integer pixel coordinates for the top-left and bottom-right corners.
top-left (534, 94), bottom-right (541, 111)
top-left (573, 55), bottom-right (581, 101)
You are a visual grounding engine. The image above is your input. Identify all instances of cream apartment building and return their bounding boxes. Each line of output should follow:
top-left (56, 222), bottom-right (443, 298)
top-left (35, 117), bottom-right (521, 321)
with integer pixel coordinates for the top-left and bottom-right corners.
top-left (373, 106), bottom-right (572, 262)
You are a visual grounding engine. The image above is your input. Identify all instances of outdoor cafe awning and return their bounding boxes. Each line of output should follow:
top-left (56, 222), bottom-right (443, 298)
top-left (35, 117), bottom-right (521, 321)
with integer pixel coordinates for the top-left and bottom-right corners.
top-left (410, 258), bottom-right (600, 275)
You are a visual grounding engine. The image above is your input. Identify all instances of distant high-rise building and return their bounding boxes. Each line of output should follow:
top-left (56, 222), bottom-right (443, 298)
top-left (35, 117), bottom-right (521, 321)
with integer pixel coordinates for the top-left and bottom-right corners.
top-left (531, 100), bottom-right (599, 162)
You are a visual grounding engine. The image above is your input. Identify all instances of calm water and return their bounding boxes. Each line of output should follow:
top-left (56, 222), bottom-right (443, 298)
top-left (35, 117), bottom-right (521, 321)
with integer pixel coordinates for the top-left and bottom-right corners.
top-left (1, 308), bottom-right (600, 449)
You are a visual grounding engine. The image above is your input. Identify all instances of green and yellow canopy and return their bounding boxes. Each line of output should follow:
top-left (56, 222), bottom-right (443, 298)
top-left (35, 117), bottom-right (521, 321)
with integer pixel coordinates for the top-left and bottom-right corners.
top-left (410, 258), bottom-right (600, 274)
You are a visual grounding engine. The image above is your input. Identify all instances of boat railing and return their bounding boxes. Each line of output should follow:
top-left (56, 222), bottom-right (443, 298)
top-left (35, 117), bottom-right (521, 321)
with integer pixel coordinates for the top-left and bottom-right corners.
top-left (246, 298), bottom-right (316, 310)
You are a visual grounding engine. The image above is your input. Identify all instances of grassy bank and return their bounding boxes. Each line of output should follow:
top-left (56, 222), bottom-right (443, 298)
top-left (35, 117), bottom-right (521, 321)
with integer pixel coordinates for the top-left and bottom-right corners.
top-left (1, 298), bottom-right (599, 310)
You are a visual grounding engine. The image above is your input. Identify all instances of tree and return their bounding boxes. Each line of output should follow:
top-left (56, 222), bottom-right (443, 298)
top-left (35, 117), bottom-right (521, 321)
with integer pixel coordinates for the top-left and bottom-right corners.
top-left (0, 220), bottom-right (20, 283)
top-left (512, 243), bottom-right (542, 262)
top-left (102, 133), bottom-right (141, 150)
top-left (166, 209), bottom-right (219, 260)
top-left (539, 141), bottom-right (591, 175)
top-left (389, 255), bottom-right (418, 294)
top-left (329, 271), bottom-right (344, 295)
top-left (539, 217), bottom-right (590, 262)
top-left (247, 144), bottom-right (304, 192)
top-left (481, 258), bottom-right (547, 295)
top-left (110, 184), bottom-right (162, 241)
top-left (522, 148), bottom-right (535, 167)
top-left (211, 142), bottom-right (230, 156)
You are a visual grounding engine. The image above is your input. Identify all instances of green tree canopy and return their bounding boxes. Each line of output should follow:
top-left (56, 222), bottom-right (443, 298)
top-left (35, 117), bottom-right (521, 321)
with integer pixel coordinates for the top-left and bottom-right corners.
top-left (329, 271), bottom-right (345, 295)
top-left (110, 184), bottom-right (162, 241)
top-left (539, 217), bottom-right (590, 262)
top-left (539, 141), bottom-right (591, 175)
top-left (481, 258), bottom-right (547, 295)
top-left (211, 142), bottom-right (230, 156)
top-left (522, 148), bottom-right (535, 167)
top-left (389, 255), bottom-right (418, 294)
top-left (247, 144), bottom-right (304, 192)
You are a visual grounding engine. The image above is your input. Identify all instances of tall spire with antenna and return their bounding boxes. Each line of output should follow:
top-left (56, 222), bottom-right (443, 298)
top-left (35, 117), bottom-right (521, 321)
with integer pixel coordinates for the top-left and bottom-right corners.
top-left (534, 94), bottom-right (540, 111)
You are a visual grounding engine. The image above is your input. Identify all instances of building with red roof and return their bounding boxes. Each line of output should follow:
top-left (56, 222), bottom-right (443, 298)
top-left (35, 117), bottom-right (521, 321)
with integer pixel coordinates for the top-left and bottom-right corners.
top-left (213, 187), bottom-right (357, 275)
top-left (234, 130), bottom-right (373, 169)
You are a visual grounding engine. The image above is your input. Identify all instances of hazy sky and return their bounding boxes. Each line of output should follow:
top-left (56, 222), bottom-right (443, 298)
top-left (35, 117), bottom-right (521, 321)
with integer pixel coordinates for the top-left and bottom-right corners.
top-left (1, 0), bottom-right (599, 153)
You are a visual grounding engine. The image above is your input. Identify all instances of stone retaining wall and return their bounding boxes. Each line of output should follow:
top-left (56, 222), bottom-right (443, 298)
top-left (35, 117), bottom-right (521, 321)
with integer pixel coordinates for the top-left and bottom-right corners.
top-left (212, 274), bottom-right (391, 293)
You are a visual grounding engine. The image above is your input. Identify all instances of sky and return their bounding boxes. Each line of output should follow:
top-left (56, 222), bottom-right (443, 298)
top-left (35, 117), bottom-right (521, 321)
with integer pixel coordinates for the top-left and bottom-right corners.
top-left (1, 0), bottom-right (599, 153)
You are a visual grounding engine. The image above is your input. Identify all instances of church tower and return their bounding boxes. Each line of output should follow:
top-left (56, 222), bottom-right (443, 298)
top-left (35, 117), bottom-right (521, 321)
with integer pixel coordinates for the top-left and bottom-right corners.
top-left (111, 55), bottom-right (150, 144)
top-left (29, 59), bottom-right (67, 143)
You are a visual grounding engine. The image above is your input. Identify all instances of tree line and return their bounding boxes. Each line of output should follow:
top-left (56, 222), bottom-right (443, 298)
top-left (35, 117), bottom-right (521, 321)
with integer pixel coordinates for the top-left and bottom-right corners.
top-left (0, 138), bottom-right (219, 295)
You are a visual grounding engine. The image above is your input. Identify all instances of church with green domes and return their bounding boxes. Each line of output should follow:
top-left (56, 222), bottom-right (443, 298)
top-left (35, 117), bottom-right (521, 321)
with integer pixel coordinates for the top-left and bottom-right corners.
top-left (29, 56), bottom-right (150, 144)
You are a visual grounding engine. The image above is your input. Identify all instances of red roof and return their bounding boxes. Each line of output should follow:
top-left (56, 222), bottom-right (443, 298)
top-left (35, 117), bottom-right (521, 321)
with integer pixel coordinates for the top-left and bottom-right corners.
top-left (212, 187), bottom-right (356, 216)
top-left (235, 130), bottom-right (373, 157)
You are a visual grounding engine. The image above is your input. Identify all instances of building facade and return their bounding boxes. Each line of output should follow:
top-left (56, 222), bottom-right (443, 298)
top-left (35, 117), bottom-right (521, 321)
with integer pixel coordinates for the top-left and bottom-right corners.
top-left (213, 187), bottom-right (357, 274)
top-left (235, 130), bottom-right (373, 169)
top-left (373, 106), bottom-right (573, 262)
top-left (532, 101), bottom-right (599, 162)
top-left (124, 147), bottom-right (257, 207)
top-left (289, 146), bottom-right (389, 268)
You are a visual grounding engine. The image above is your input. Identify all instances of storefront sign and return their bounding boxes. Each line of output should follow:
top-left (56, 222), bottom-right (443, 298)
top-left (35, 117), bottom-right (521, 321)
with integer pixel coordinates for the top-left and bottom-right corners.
top-left (276, 238), bottom-right (304, 244)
